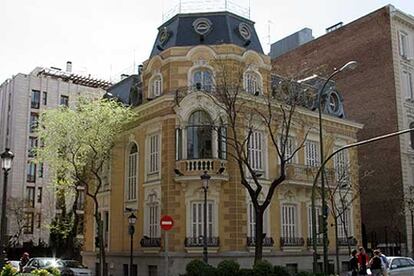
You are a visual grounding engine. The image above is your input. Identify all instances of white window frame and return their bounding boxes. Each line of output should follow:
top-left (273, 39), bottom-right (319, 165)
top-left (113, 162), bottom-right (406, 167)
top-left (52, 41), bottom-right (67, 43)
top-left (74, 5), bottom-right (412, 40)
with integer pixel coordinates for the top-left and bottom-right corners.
top-left (305, 140), bottom-right (320, 167)
top-left (247, 201), bottom-right (270, 238)
top-left (337, 206), bottom-right (352, 238)
top-left (248, 131), bottom-right (264, 171)
top-left (190, 201), bottom-right (214, 239)
top-left (244, 71), bottom-right (262, 95)
top-left (148, 134), bottom-right (160, 174)
top-left (399, 31), bottom-right (410, 58)
top-left (281, 204), bottom-right (298, 238)
top-left (150, 74), bottom-right (162, 98)
top-left (145, 193), bottom-right (160, 238)
top-left (189, 66), bottom-right (214, 93)
top-left (125, 143), bottom-right (138, 202)
top-left (334, 148), bottom-right (349, 184)
top-left (307, 206), bottom-right (321, 238)
top-left (402, 70), bottom-right (414, 100)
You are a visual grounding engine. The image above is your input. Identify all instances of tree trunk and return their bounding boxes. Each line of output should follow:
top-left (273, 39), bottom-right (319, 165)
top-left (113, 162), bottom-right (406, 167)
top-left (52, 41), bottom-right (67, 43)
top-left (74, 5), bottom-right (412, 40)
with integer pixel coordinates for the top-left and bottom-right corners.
top-left (95, 207), bottom-right (107, 276)
top-left (334, 218), bottom-right (340, 276)
top-left (254, 208), bottom-right (265, 264)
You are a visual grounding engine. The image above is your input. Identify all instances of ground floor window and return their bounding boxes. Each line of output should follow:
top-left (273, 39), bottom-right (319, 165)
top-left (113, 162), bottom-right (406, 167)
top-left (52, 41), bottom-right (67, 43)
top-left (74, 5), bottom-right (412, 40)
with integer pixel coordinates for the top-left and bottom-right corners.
top-left (191, 201), bottom-right (213, 239)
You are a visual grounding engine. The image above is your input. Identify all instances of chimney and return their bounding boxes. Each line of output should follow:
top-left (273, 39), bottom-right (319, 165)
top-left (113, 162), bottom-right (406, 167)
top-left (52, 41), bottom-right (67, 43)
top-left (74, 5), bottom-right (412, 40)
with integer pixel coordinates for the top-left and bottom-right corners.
top-left (121, 74), bottom-right (129, 80)
top-left (66, 61), bottom-right (72, 73)
top-left (138, 65), bottom-right (143, 75)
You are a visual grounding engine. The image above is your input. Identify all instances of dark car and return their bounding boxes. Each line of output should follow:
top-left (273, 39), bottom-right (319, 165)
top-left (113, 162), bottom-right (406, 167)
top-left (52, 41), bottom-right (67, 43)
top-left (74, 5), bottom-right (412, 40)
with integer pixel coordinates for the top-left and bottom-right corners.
top-left (22, 257), bottom-right (60, 273)
top-left (57, 260), bottom-right (92, 276)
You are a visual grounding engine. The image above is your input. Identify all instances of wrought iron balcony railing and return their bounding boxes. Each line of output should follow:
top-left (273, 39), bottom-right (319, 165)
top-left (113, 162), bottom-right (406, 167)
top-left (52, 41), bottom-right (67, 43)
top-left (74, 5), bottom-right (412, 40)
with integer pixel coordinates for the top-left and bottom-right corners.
top-left (337, 237), bottom-right (357, 246)
top-left (306, 237), bottom-right (324, 246)
top-left (140, 237), bottom-right (161, 247)
top-left (280, 237), bottom-right (305, 247)
top-left (184, 237), bottom-right (220, 247)
top-left (246, 237), bottom-right (274, 247)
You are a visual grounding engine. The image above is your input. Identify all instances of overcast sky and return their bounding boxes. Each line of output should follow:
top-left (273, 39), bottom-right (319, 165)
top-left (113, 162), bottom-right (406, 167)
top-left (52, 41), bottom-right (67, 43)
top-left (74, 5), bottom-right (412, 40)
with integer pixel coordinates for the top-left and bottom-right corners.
top-left (1, 0), bottom-right (413, 83)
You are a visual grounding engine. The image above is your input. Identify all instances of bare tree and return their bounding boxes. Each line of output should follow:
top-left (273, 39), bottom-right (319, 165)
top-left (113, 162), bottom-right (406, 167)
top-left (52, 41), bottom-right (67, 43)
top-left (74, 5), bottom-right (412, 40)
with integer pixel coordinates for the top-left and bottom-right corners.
top-left (195, 59), bottom-right (313, 263)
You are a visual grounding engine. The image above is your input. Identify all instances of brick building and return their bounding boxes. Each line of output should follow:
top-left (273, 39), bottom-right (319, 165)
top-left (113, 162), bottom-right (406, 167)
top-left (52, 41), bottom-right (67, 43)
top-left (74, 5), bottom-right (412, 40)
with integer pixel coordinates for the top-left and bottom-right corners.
top-left (272, 5), bottom-right (414, 255)
top-left (82, 11), bottom-right (362, 275)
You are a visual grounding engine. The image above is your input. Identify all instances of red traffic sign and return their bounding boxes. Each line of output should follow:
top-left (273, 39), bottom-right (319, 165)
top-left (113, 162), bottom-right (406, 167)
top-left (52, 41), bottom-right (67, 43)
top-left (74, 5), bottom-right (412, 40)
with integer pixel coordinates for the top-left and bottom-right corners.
top-left (160, 215), bottom-right (174, 231)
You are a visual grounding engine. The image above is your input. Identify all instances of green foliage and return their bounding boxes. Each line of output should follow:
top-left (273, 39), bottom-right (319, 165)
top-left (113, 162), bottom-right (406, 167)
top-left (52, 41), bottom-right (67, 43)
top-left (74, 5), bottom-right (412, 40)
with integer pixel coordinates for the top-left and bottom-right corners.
top-left (186, 259), bottom-right (208, 276)
top-left (30, 267), bottom-right (61, 276)
top-left (237, 268), bottom-right (254, 276)
top-left (0, 264), bottom-right (18, 276)
top-left (273, 266), bottom-right (291, 276)
top-left (217, 260), bottom-right (240, 276)
top-left (252, 260), bottom-right (273, 275)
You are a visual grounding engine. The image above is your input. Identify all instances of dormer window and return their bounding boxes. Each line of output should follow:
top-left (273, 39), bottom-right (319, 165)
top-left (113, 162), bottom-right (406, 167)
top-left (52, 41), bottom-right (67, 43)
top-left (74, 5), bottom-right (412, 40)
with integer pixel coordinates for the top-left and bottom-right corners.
top-left (244, 71), bottom-right (261, 95)
top-left (192, 69), bottom-right (213, 93)
top-left (150, 75), bottom-right (162, 98)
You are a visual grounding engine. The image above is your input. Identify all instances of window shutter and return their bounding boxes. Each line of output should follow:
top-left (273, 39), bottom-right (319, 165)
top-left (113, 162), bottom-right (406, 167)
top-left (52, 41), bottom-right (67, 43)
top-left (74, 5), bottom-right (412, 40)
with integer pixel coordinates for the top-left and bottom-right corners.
top-left (175, 128), bottom-right (182, 160)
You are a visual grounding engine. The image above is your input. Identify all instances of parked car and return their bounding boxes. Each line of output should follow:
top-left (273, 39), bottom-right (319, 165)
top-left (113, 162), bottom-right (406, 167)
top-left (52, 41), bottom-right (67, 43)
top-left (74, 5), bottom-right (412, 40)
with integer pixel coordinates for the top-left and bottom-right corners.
top-left (368, 256), bottom-right (414, 275)
top-left (6, 260), bottom-right (20, 271)
top-left (22, 257), bottom-right (60, 273)
top-left (57, 260), bottom-right (92, 276)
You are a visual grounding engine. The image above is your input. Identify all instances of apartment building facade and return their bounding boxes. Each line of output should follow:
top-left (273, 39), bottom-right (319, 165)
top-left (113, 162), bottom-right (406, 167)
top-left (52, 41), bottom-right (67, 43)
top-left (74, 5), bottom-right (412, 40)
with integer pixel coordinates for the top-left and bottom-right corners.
top-left (82, 11), bottom-right (363, 275)
top-left (272, 5), bottom-right (414, 256)
top-left (0, 64), bottom-right (109, 247)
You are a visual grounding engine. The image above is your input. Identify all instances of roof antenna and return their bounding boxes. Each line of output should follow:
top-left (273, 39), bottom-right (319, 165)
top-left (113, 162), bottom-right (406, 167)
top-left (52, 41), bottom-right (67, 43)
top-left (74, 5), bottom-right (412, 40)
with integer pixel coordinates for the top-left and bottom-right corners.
top-left (248, 0), bottom-right (251, 19)
top-left (179, 0), bottom-right (182, 13)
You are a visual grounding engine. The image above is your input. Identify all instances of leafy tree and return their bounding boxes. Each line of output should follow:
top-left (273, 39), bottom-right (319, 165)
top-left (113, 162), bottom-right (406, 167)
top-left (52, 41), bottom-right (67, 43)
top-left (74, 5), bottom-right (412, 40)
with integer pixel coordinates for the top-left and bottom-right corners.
top-left (36, 98), bottom-right (135, 276)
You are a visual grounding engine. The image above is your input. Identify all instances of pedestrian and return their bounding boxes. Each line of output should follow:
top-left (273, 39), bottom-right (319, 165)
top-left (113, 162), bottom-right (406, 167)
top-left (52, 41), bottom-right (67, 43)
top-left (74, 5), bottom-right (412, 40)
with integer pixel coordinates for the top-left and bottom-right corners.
top-left (19, 252), bottom-right (29, 272)
top-left (348, 249), bottom-right (359, 276)
top-left (377, 248), bottom-right (389, 276)
top-left (369, 250), bottom-right (383, 276)
top-left (357, 247), bottom-right (369, 275)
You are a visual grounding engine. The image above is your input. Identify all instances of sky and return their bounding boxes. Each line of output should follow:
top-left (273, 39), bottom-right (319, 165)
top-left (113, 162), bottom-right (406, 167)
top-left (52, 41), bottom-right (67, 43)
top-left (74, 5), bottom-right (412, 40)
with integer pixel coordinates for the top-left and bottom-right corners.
top-left (0, 0), bottom-right (413, 84)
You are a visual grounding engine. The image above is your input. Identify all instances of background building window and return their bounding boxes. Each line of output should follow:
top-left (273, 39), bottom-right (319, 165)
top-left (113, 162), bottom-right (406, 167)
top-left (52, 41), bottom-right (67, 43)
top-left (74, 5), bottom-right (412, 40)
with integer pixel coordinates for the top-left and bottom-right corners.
top-left (29, 113), bottom-right (39, 133)
top-left (37, 187), bottom-right (42, 203)
top-left (281, 204), bottom-right (298, 239)
top-left (27, 162), bottom-right (36, 182)
top-left (149, 134), bottom-right (160, 174)
top-left (191, 201), bottom-right (213, 242)
top-left (187, 111), bottom-right (212, 159)
top-left (244, 72), bottom-right (261, 94)
top-left (127, 143), bottom-right (138, 201)
top-left (26, 187), bottom-right (35, 208)
top-left (248, 131), bottom-right (263, 171)
top-left (42, 91), bottom-right (47, 105)
top-left (307, 206), bottom-right (321, 238)
top-left (24, 212), bottom-right (34, 234)
top-left (76, 189), bottom-right (85, 210)
top-left (31, 90), bottom-right (40, 109)
top-left (60, 95), bottom-right (69, 106)
top-left (305, 140), bottom-right (320, 167)
top-left (402, 71), bottom-right (413, 99)
top-left (399, 31), bottom-right (410, 58)
top-left (192, 69), bottom-right (213, 92)
top-left (28, 136), bottom-right (38, 157)
top-left (150, 76), bottom-right (162, 98)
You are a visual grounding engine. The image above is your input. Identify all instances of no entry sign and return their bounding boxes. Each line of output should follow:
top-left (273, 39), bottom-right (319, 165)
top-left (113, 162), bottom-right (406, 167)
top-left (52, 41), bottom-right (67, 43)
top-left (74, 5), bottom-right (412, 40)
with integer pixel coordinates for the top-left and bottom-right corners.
top-left (160, 215), bottom-right (174, 231)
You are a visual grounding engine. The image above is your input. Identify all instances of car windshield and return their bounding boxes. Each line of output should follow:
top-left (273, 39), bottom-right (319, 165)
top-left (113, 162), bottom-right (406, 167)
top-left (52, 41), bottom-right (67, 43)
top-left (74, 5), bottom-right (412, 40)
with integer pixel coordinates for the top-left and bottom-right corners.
top-left (59, 260), bottom-right (85, 268)
top-left (39, 259), bottom-right (58, 267)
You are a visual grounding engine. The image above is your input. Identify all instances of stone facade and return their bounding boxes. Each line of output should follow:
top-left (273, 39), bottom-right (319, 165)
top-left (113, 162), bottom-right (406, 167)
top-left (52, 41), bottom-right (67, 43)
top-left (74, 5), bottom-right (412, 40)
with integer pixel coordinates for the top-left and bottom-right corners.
top-left (272, 5), bottom-right (414, 256)
top-left (0, 67), bottom-right (107, 247)
top-left (82, 15), bottom-right (362, 274)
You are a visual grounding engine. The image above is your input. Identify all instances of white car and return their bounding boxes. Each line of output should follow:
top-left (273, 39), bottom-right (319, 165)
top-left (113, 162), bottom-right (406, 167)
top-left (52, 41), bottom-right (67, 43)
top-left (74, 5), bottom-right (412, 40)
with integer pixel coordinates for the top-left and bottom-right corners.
top-left (58, 260), bottom-right (92, 276)
top-left (368, 256), bottom-right (414, 276)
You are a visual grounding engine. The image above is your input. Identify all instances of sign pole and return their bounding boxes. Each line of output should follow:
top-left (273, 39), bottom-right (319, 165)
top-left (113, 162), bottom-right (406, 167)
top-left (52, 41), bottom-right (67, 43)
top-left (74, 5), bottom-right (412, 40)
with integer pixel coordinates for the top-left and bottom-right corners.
top-left (165, 230), bottom-right (169, 276)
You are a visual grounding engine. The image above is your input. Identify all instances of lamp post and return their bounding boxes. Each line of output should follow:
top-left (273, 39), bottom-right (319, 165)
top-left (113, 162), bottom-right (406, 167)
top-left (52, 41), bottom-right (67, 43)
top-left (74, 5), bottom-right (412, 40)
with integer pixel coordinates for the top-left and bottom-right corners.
top-left (128, 212), bottom-right (137, 276)
top-left (311, 61), bottom-right (357, 274)
top-left (200, 171), bottom-right (210, 264)
top-left (407, 189), bottom-right (414, 258)
top-left (0, 148), bottom-right (14, 268)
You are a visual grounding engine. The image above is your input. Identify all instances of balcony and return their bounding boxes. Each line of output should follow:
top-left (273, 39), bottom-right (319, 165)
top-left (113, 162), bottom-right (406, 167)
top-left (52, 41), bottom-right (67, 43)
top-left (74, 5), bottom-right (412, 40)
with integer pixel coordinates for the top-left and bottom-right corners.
top-left (184, 237), bottom-right (220, 253)
top-left (140, 237), bottom-right (161, 247)
top-left (175, 159), bottom-right (228, 180)
top-left (280, 237), bottom-right (305, 247)
top-left (337, 237), bottom-right (357, 246)
top-left (246, 237), bottom-right (274, 247)
top-left (306, 237), bottom-right (324, 246)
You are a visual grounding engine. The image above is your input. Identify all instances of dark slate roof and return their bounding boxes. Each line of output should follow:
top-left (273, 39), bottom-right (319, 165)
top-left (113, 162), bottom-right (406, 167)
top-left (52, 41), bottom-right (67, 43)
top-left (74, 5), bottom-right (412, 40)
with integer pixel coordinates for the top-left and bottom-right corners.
top-left (104, 75), bottom-right (142, 106)
top-left (150, 11), bottom-right (264, 57)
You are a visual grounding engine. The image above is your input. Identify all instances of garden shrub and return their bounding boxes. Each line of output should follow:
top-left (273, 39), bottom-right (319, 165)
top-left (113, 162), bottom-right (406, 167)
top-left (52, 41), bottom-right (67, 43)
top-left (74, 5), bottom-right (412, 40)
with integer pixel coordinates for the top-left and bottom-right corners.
top-left (253, 260), bottom-right (273, 275)
top-left (186, 259), bottom-right (209, 276)
top-left (273, 265), bottom-right (291, 276)
top-left (237, 268), bottom-right (254, 276)
top-left (0, 264), bottom-right (18, 276)
top-left (217, 260), bottom-right (240, 276)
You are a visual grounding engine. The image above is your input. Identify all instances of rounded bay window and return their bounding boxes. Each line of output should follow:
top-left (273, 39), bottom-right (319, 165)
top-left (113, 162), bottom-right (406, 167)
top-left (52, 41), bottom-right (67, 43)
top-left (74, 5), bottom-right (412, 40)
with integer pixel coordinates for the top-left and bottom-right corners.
top-left (187, 110), bottom-right (213, 159)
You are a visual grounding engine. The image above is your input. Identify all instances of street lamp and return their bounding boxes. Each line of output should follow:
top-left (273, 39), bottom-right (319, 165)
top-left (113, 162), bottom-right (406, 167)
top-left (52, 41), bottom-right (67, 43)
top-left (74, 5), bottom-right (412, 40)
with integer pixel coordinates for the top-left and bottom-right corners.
top-left (0, 148), bottom-right (14, 268)
top-left (200, 171), bottom-right (210, 264)
top-left (311, 61), bottom-right (357, 274)
top-left (128, 212), bottom-right (137, 276)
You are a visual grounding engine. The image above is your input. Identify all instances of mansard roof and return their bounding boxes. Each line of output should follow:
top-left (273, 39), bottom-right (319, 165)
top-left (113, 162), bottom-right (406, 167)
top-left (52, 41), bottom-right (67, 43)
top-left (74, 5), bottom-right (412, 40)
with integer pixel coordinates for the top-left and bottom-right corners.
top-left (150, 11), bottom-right (264, 57)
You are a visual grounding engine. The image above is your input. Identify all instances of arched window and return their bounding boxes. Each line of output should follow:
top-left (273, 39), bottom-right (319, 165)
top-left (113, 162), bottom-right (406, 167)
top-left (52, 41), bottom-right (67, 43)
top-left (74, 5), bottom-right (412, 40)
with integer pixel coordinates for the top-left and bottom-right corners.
top-left (244, 71), bottom-right (261, 95)
top-left (126, 143), bottom-right (138, 201)
top-left (192, 69), bottom-right (213, 92)
top-left (187, 110), bottom-right (212, 159)
top-left (150, 75), bottom-right (162, 98)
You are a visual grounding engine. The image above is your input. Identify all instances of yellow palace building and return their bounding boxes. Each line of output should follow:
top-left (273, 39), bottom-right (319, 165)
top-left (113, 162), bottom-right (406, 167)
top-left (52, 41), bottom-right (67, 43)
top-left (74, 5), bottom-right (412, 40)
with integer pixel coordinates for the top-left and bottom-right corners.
top-left (82, 10), bottom-right (363, 276)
